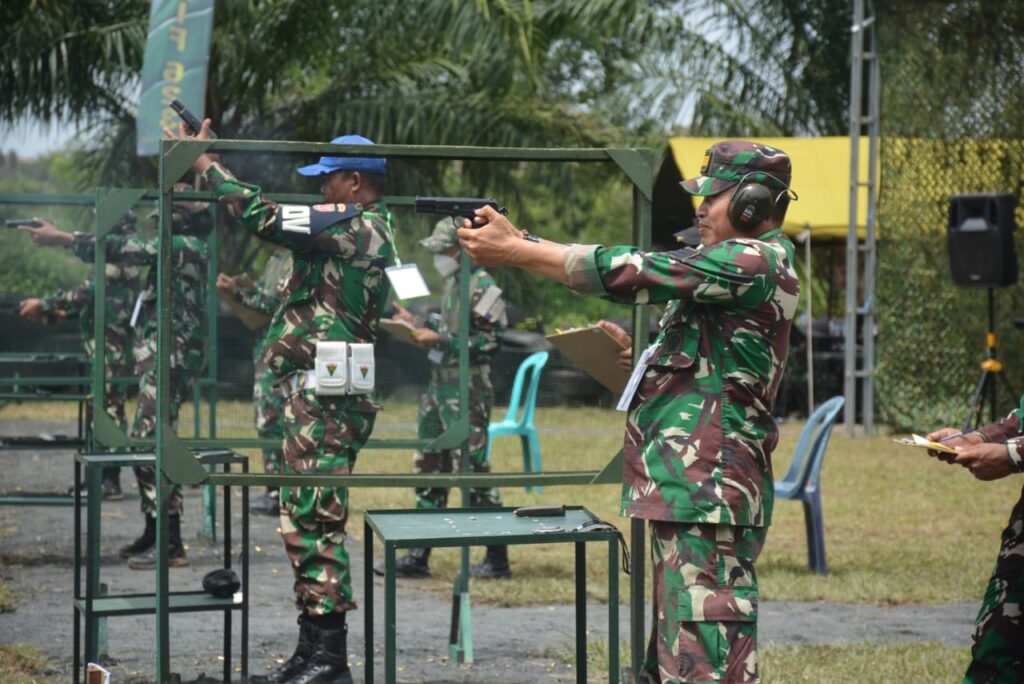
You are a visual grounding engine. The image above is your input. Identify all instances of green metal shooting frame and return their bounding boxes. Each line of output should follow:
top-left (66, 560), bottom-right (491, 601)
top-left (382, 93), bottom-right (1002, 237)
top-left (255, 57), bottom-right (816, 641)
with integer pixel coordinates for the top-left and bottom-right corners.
top-left (151, 137), bottom-right (656, 680)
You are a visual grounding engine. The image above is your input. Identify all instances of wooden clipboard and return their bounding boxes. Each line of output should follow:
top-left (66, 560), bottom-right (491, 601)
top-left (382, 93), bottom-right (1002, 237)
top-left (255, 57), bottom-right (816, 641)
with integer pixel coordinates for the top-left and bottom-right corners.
top-left (546, 325), bottom-right (630, 393)
top-left (379, 318), bottom-right (421, 345)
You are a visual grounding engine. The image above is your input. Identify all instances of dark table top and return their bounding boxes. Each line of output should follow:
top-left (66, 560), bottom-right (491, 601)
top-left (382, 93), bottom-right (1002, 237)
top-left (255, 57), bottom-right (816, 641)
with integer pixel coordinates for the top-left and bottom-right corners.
top-left (364, 506), bottom-right (618, 548)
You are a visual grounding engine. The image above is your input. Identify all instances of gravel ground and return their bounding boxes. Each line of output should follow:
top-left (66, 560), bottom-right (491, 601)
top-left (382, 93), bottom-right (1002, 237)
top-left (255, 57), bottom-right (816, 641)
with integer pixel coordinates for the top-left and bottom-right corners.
top-left (0, 420), bottom-right (976, 683)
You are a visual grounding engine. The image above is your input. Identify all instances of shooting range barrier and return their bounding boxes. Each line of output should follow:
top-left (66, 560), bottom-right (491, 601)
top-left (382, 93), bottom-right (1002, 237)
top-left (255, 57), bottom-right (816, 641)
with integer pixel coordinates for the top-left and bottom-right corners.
top-left (0, 140), bottom-right (659, 681)
top-left (144, 136), bottom-right (657, 682)
top-left (0, 190), bottom-right (222, 529)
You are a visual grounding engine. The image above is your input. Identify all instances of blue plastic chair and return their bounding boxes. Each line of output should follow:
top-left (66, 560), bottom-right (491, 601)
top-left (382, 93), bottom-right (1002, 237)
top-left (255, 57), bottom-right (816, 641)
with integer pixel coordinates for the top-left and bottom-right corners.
top-left (774, 395), bottom-right (844, 576)
top-left (486, 351), bottom-right (549, 492)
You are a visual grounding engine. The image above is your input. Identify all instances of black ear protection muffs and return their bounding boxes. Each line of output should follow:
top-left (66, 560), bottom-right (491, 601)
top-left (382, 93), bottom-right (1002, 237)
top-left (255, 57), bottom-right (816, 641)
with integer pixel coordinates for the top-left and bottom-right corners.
top-left (727, 172), bottom-right (793, 232)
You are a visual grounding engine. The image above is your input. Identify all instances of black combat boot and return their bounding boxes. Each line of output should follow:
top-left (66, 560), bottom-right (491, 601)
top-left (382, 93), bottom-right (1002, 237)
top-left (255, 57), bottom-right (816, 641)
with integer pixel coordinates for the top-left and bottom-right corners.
top-left (128, 515), bottom-right (189, 569)
top-left (470, 544), bottom-right (512, 579)
top-left (249, 614), bottom-right (319, 683)
top-left (372, 547), bottom-right (431, 578)
top-left (118, 515), bottom-right (155, 559)
top-left (290, 615), bottom-right (353, 684)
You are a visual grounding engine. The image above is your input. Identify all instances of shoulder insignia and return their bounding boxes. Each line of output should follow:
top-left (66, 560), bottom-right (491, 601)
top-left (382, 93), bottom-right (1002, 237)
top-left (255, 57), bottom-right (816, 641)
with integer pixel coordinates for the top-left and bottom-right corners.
top-left (276, 203), bottom-right (364, 246)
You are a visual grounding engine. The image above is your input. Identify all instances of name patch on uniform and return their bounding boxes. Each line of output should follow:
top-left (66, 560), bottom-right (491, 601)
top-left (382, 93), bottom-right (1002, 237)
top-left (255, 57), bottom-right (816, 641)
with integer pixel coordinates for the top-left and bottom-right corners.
top-left (281, 205), bottom-right (311, 234)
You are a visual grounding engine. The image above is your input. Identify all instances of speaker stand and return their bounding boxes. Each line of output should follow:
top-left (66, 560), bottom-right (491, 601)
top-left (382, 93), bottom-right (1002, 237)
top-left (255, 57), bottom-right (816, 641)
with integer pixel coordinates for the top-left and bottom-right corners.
top-left (963, 288), bottom-right (1018, 431)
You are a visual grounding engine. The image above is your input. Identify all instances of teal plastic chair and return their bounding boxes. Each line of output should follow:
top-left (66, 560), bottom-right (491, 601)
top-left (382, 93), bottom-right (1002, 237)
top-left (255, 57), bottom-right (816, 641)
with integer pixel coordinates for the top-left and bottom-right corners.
top-left (486, 351), bottom-right (549, 492)
top-left (774, 395), bottom-right (845, 576)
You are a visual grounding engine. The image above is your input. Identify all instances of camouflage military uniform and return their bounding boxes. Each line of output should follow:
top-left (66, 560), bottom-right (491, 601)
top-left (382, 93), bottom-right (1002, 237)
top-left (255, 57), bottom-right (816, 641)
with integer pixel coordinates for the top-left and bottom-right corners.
top-left (203, 161), bottom-right (396, 616)
top-left (965, 407), bottom-right (1024, 683)
top-left (40, 221), bottom-right (143, 433)
top-left (234, 248), bottom-right (292, 476)
top-left (72, 219), bottom-right (208, 518)
top-left (413, 261), bottom-right (506, 510)
top-left (563, 141), bottom-right (799, 683)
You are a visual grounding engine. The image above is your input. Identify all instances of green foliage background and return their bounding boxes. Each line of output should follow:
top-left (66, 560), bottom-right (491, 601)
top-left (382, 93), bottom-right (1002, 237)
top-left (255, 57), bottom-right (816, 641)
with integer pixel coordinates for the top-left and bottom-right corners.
top-left (0, 155), bottom-right (90, 295)
top-left (15, 0), bottom-right (1024, 421)
top-left (0, 0), bottom-right (858, 330)
top-left (875, 1), bottom-right (1024, 429)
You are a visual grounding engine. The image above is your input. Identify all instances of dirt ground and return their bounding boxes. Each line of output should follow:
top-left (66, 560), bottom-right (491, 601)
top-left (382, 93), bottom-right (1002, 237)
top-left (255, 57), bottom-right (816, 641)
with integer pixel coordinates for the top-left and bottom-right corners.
top-left (0, 420), bottom-right (977, 683)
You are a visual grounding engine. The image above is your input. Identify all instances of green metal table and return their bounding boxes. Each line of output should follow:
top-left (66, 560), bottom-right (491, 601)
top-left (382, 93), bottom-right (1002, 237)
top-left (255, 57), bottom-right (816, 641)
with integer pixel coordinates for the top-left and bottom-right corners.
top-left (0, 352), bottom-right (90, 505)
top-left (363, 506), bottom-right (620, 684)
top-left (72, 450), bottom-right (249, 683)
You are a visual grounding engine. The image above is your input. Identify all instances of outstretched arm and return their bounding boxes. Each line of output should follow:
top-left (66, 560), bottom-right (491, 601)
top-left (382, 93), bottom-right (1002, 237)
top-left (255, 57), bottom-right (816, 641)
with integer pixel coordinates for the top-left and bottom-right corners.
top-left (20, 219), bottom-right (73, 248)
top-left (457, 206), bottom-right (570, 284)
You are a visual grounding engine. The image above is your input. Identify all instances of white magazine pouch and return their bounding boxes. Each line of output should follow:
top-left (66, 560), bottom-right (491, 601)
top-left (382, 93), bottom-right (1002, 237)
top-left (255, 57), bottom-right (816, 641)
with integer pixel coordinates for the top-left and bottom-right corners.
top-left (314, 341), bottom-right (349, 395)
top-left (347, 343), bottom-right (375, 394)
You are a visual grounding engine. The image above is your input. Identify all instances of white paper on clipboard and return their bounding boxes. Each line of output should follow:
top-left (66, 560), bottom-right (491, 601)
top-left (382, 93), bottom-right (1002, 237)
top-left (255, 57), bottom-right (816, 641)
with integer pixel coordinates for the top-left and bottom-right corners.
top-left (616, 346), bottom-right (655, 412)
top-left (129, 292), bottom-right (144, 327)
top-left (386, 263), bottom-right (430, 300)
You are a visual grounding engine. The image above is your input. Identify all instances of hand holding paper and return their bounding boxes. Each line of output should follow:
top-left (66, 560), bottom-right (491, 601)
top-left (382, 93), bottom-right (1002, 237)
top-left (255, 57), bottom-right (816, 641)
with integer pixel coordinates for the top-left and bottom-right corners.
top-left (378, 318), bottom-right (421, 345)
top-left (546, 324), bottom-right (630, 393)
top-left (893, 434), bottom-right (959, 454)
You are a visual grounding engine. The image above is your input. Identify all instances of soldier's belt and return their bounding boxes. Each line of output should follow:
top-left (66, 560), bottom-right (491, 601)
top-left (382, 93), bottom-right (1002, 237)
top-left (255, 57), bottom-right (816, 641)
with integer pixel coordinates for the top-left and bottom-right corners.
top-left (432, 363), bottom-right (490, 383)
top-left (280, 341), bottom-right (376, 397)
top-left (280, 370), bottom-right (319, 396)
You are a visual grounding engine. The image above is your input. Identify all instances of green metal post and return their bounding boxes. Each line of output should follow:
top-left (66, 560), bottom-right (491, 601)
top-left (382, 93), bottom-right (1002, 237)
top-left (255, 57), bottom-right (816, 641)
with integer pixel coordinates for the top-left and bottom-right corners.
top-left (200, 203), bottom-right (219, 542)
top-left (364, 521), bottom-right (375, 683)
top-left (92, 188), bottom-right (147, 452)
top-left (385, 542), bottom-right (397, 683)
top-left (609, 536), bottom-right (620, 684)
top-left (452, 239), bottom-right (474, 663)
top-left (575, 541), bottom-right (587, 683)
top-left (92, 189), bottom-right (108, 453)
top-left (155, 143), bottom-right (173, 680)
top-left (207, 203), bottom-right (219, 440)
top-left (85, 462), bottom-right (103, 664)
top-left (627, 161), bottom-right (654, 683)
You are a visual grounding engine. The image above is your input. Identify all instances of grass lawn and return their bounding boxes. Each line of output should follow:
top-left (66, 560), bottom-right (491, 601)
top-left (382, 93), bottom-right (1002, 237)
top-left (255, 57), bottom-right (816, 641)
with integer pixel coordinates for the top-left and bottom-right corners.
top-left (352, 402), bottom-right (1019, 608)
top-left (563, 640), bottom-right (970, 683)
top-left (760, 642), bottom-right (969, 684)
top-left (0, 644), bottom-right (59, 684)
top-left (0, 399), bottom-right (1000, 682)
top-left (0, 638), bottom-right (969, 683)
top-left (3, 399), bottom-right (1019, 607)
top-left (0, 579), bottom-right (15, 613)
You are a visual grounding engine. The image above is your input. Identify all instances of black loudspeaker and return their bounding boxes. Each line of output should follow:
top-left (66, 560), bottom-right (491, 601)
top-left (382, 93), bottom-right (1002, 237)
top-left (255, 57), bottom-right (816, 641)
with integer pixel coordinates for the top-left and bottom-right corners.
top-left (948, 192), bottom-right (1018, 287)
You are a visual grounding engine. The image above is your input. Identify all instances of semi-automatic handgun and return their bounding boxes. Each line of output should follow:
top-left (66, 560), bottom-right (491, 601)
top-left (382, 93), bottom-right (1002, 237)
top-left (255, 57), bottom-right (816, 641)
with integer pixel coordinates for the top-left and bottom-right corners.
top-left (5, 219), bottom-right (42, 229)
top-left (414, 197), bottom-right (507, 224)
top-left (169, 98), bottom-right (217, 139)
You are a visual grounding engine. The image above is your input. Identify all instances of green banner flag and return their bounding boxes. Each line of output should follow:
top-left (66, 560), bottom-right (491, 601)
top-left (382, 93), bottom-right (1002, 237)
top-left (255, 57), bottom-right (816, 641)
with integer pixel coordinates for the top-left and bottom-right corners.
top-left (136, 0), bottom-right (215, 157)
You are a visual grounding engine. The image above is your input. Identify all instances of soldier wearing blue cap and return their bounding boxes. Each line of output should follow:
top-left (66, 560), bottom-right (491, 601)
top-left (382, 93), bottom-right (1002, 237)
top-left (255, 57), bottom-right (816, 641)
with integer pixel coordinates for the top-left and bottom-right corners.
top-left (296, 134), bottom-right (388, 177)
top-left (167, 120), bottom-right (396, 684)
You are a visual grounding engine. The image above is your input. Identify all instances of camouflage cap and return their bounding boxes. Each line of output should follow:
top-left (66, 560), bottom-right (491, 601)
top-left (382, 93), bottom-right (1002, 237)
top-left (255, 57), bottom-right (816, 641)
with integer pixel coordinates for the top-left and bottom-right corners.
top-left (419, 217), bottom-right (459, 253)
top-left (680, 140), bottom-right (792, 197)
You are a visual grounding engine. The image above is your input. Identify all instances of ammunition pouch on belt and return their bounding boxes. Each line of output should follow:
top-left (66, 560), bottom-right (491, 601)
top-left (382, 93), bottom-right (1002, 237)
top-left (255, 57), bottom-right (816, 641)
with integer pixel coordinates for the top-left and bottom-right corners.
top-left (280, 341), bottom-right (376, 396)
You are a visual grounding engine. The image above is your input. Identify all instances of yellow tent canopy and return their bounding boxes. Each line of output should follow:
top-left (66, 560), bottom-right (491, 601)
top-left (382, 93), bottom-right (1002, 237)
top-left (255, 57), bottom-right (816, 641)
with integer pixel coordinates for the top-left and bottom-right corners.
top-left (667, 136), bottom-right (874, 240)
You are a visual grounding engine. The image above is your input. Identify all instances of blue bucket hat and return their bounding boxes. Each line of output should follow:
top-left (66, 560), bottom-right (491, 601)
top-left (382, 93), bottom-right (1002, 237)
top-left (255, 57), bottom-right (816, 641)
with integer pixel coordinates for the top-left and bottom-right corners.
top-left (296, 134), bottom-right (387, 176)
